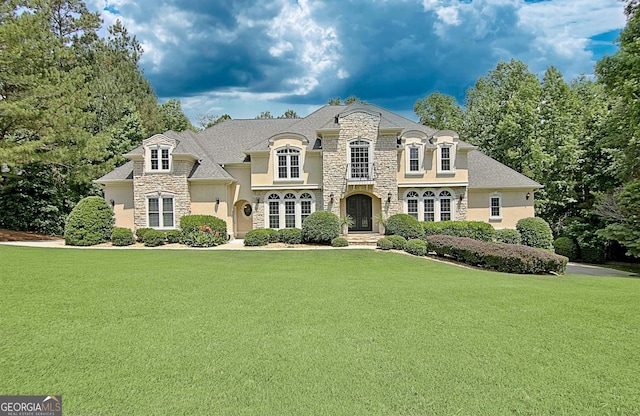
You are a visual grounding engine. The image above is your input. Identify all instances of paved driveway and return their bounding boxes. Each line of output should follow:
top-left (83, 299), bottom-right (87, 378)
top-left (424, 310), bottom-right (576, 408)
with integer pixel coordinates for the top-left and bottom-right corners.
top-left (566, 262), bottom-right (638, 277)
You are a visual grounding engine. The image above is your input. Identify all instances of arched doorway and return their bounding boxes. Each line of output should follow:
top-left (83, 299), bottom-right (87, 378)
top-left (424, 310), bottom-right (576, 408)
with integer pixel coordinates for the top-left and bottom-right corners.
top-left (234, 200), bottom-right (253, 238)
top-left (346, 194), bottom-right (372, 231)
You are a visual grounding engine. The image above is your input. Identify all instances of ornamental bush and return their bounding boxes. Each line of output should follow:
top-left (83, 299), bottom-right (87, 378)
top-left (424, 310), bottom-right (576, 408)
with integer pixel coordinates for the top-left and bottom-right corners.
top-left (386, 235), bottom-right (407, 250)
top-left (111, 227), bottom-right (135, 246)
top-left (426, 235), bottom-right (567, 274)
top-left (376, 237), bottom-right (393, 250)
top-left (554, 237), bottom-right (578, 261)
top-left (143, 229), bottom-right (166, 247)
top-left (265, 228), bottom-right (280, 243)
top-left (165, 229), bottom-right (183, 244)
top-left (64, 197), bottom-right (114, 246)
top-left (422, 221), bottom-right (495, 242)
top-left (244, 229), bottom-right (271, 246)
top-left (404, 239), bottom-right (427, 256)
top-left (331, 237), bottom-right (349, 247)
top-left (385, 214), bottom-right (424, 240)
top-left (180, 215), bottom-right (227, 237)
top-left (516, 217), bottom-right (554, 250)
top-left (495, 228), bottom-right (522, 245)
top-left (135, 228), bottom-right (153, 243)
top-left (301, 211), bottom-right (340, 244)
top-left (278, 228), bottom-right (302, 244)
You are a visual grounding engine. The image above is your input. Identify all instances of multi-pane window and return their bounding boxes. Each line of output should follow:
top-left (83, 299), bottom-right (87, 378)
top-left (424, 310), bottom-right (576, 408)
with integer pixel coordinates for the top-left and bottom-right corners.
top-left (409, 147), bottom-right (420, 172)
top-left (440, 147), bottom-right (451, 171)
top-left (423, 191), bottom-right (435, 221)
top-left (161, 149), bottom-right (170, 170)
top-left (268, 194), bottom-right (280, 229)
top-left (277, 148), bottom-right (300, 179)
top-left (284, 193), bottom-right (296, 228)
top-left (148, 196), bottom-right (174, 228)
top-left (439, 191), bottom-right (452, 221)
top-left (150, 147), bottom-right (171, 171)
top-left (150, 149), bottom-right (159, 170)
top-left (300, 193), bottom-right (312, 224)
top-left (490, 196), bottom-right (501, 218)
top-left (406, 191), bottom-right (419, 220)
top-left (349, 140), bottom-right (371, 179)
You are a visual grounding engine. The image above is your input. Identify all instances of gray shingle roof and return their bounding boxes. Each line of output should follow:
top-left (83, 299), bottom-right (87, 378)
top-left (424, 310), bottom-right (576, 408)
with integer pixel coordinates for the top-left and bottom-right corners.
top-left (96, 160), bottom-right (134, 182)
top-left (467, 151), bottom-right (542, 189)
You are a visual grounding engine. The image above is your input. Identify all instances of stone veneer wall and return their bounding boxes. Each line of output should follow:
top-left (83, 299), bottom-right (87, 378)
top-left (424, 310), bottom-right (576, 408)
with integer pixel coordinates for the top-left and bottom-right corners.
top-left (251, 190), bottom-right (322, 229)
top-left (133, 159), bottom-right (193, 229)
top-left (322, 111), bottom-right (400, 216)
top-left (452, 186), bottom-right (468, 221)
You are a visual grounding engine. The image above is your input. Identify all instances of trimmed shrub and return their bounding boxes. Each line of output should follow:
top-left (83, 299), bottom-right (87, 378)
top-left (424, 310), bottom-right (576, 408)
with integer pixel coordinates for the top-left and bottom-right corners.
top-left (278, 228), bottom-right (302, 244)
top-left (301, 211), bottom-right (340, 244)
top-left (422, 221), bottom-right (495, 242)
top-left (266, 228), bottom-right (280, 243)
top-left (143, 229), bottom-right (166, 247)
top-left (244, 229), bottom-right (271, 246)
top-left (64, 197), bottom-right (114, 246)
top-left (554, 237), bottom-right (578, 261)
top-left (404, 239), bottom-right (427, 256)
top-left (166, 229), bottom-right (183, 244)
top-left (426, 235), bottom-right (567, 274)
top-left (386, 235), bottom-right (407, 250)
top-left (495, 228), bottom-right (522, 245)
top-left (516, 217), bottom-right (554, 250)
top-left (111, 227), bottom-right (134, 246)
top-left (136, 227), bottom-right (153, 243)
top-left (182, 225), bottom-right (226, 247)
top-left (385, 214), bottom-right (424, 240)
top-left (376, 237), bottom-right (393, 250)
top-left (331, 237), bottom-right (349, 247)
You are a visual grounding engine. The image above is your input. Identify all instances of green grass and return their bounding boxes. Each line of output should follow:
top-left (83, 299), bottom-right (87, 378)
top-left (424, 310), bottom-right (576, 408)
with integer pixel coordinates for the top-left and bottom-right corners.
top-left (1, 246), bottom-right (639, 415)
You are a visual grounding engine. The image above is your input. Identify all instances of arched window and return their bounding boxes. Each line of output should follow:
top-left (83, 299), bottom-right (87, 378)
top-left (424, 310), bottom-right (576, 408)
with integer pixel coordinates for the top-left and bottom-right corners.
top-left (406, 191), bottom-right (419, 220)
top-left (423, 191), bottom-right (435, 222)
top-left (439, 190), bottom-right (452, 221)
top-left (349, 139), bottom-right (372, 180)
top-left (268, 193), bottom-right (281, 228)
top-left (300, 193), bottom-right (313, 224)
top-left (284, 193), bottom-right (297, 228)
top-left (276, 148), bottom-right (300, 179)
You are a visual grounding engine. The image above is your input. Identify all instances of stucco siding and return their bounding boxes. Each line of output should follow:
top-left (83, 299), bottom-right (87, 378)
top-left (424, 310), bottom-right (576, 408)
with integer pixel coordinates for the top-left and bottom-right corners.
top-left (104, 183), bottom-right (135, 230)
top-left (467, 189), bottom-right (535, 228)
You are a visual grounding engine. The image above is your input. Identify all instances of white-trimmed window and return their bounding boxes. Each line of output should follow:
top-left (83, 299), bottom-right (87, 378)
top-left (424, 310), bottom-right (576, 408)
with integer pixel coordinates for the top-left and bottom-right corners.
top-left (265, 191), bottom-right (316, 229)
top-left (406, 191), bottom-right (419, 220)
top-left (439, 190), bottom-right (452, 221)
top-left (423, 191), bottom-right (435, 222)
top-left (148, 146), bottom-right (172, 172)
top-left (490, 194), bottom-right (502, 219)
top-left (276, 148), bottom-right (301, 180)
top-left (409, 146), bottom-right (421, 173)
top-left (147, 196), bottom-right (174, 228)
top-left (349, 139), bottom-right (372, 180)
top-left (437, 144), bottom-right (455, 173)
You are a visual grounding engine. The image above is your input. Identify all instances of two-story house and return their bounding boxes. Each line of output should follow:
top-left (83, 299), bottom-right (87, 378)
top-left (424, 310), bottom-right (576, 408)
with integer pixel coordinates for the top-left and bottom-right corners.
top-left (96, 103), bottom-right (542, 238)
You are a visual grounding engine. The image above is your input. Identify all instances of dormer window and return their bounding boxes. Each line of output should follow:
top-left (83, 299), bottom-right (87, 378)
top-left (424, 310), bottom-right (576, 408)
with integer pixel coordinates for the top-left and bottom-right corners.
top-left (146, 144), bottom-right (173, 172)
top-left (405, 143), bottom-right (424, 174)
top-left (276, 147), bottom-right (301, 180)
top-left (409, 147), bottom-right (420, 171)
top-left (437, 143), bottom-right (456, 174)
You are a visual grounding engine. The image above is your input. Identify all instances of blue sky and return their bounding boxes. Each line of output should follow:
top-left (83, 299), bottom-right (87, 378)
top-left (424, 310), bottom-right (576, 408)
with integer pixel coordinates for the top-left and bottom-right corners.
top-left (87, 0), bottom-right (626, 122)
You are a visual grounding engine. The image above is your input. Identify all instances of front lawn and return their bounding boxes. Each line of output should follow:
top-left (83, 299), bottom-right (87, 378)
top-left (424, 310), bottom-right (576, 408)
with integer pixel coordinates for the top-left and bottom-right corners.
top-left (0, 246), bottom-right (638, 415)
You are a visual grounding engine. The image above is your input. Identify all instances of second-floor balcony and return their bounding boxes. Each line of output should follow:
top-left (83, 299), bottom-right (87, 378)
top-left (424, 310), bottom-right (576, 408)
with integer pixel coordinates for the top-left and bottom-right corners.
top-left (347, 162), bottom-right (375, 183)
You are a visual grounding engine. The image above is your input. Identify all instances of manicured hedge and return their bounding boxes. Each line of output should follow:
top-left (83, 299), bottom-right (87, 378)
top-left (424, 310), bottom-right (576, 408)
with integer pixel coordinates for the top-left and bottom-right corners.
top-left (386, 235), bottom-right (407, 250)
top-left (143, 229), bottom-right (166, 247)
top-left (426, 235), bottom-right (567, 274)
top-left (422, 221), bottom-right (495, 242)
top-left (404, 239), bottom-right (427, 256)
top-left (376, 237), bottom-right (393, 250)
top-left (385, 214), bottom-right (424, 240)
top-left (179, 215), bottom-right (227, 247)
top-left (244, 229), bottom-right (271, 246)
top-left (64, 197), bottom-right (114, 246)
top-left (265, 228), bottom-right (280, 243)
top-left (301, 211), bottom-right (340, 244)
top-left (136, 228), bottom-right (153, 243)
top-left (165, 229), bottom-right (183, 244)
top-left (331, 237), bottom-right (349, 247)
top-left (495, 229), bottom-right (522, 245)
top-left (111, 227), bottom-right (135, 246)
top-left (554, 237), bottom-right (578, 261)
top-left (278, 228), bottom-right (302, 244)
top-left (516, 217), bottom-right (554, 250)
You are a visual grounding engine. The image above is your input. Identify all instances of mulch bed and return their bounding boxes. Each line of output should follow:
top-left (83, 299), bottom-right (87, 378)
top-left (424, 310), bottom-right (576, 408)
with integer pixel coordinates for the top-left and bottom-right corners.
top-left (0, 229), bottom-right (60, 242)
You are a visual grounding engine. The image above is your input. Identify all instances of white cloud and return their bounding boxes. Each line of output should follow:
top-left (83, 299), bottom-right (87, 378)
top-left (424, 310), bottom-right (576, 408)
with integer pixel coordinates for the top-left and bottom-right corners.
top-left (437, 6), bottom-right (460, 25)
top-left (337, 68), bottom-right (350, 79)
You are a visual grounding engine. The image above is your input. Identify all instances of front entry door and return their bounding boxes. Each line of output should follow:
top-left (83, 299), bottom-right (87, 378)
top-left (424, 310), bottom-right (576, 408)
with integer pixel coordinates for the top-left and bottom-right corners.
top-left (346, 194), bottom-right (372, 231)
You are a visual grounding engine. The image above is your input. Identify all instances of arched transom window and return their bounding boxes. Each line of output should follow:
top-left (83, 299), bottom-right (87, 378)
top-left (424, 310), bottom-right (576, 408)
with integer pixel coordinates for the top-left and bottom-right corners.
top-left (349, 139), bottom-right (372, 180)
top-left (265, 191), bottom-right (316, 229)
top-left (404, 189), bottom-right (456, 222)
top-left (276, 148), bottom-right (300, 180)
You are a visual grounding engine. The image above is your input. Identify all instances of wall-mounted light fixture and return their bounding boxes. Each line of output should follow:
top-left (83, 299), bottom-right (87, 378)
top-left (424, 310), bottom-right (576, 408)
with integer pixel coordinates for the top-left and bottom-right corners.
top-left (459, 193), bottom-right (464, 203)
top-left (330, 193), bottom-right (335, 203)
top-left (387, 192), bottom-right (392, 203)
top-left (215, 196), bottom-right (220, 204)
top-left (254, 195), bottom-right (260, 204)
top-left (526, 192), bottom-right (531, 200)
top-left (109, 199), bottom-right (115, 208)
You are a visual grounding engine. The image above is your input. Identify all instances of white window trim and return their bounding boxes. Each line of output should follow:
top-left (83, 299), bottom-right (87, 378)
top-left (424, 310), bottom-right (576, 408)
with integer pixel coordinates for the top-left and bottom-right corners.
top-left (264, 191), bottom-right (316, 229)
top-left (274, 146), bottom-right (303, 182)
top-left (403, 188), bottom-right (457, 222)
top-left (146, 194), bottom-right (176, 229)
top-left (489, 193), bottom-right (502, 220)
top-left (348, 138), bottom-right (373, 180)
top-left (405, 144), bottom-right (424, 175)
top-left (145, 144), bottom-right (174, 173)
top-left (436, 143), bottom-right (456, 174)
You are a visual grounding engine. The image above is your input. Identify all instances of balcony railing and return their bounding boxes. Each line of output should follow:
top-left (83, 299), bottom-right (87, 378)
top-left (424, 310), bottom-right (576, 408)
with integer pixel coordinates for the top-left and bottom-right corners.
top-left (346, 162), bottom-right (375, 182)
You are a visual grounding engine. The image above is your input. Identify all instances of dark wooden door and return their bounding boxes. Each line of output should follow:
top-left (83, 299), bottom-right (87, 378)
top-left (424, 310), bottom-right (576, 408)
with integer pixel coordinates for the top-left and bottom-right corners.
top-left (346, 194), bottom-right (372, 231)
